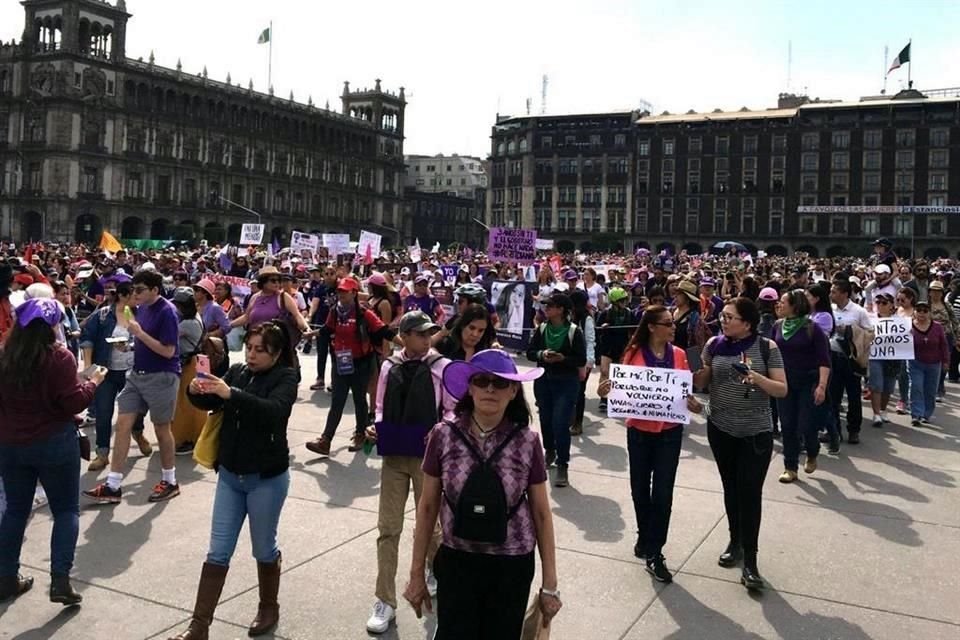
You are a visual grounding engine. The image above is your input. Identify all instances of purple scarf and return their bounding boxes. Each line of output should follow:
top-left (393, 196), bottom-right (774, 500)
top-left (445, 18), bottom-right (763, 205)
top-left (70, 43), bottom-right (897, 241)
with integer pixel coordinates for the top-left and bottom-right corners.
top-left (710, 333), bottom-right (758, 358)
top-left (640, 343), bottom-right (675, 369)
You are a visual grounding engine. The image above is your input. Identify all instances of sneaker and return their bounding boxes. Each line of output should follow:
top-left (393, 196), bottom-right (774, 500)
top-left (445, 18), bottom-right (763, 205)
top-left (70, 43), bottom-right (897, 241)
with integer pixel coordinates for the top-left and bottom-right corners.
top-left (645, 555), bottom-right (673, 583)
top-left (880, 413), bottom-right (890, 423)
top-left (569, 421), bottom-right (583, 436)
top-left (935, 395), bottom-right (944, 404)
top-left (365, 600), bottom-right (396, 634)
top-left (554, 464), bottom-right (569, 488)
top-left (326, 385), bottom-right (334, 393)
top-left (818, 431), bottom-right (832, 443)
top-left (804, 457), bottom-right (818, 474)
top-left (920, 416), bottom-right (930, 425)
top-left (778, 470), bottom-right (798, 483)
top-left (598, 399), bottom-right (608, 413)
top-left (895, 401), bottom-right (907, 415)
top-left (911, 418), bottom-right (921, 427)
top-left (872, 416), bottom-right (883, 428)
top-left (305, 436), bottom-right (331, 456)
top-left (175, 442), bottom-right (194, 456)
top-left (348, 432), bottom-right (366, 452)
top-left (309, 380), bottom-right (324, 391)
top-left (133, 432), bottom-right (153, 456)
top-left (82, 483), bottom-right (122, 504)
top-left (544, 449), bottom-right (557, 467)
top-left (87, 453), bottom-right (109, 472)
top-left (147, 481), bottom-right (180, 503)
top-left (425, 568), bottom-right (438, 598)
top-left (828, 438), bottom-right (841, 455)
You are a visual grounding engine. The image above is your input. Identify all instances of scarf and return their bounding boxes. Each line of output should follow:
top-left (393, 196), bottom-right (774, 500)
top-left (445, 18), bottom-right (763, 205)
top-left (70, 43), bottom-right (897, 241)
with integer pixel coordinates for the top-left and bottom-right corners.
top-left (711, 333), bottom-right (758, 358)
top-left (781, 315), bottom-right (808, 341)
top-left (544, 322), bottom-right (570, 351)
top-left (640, 343), bottom-right (675, 369)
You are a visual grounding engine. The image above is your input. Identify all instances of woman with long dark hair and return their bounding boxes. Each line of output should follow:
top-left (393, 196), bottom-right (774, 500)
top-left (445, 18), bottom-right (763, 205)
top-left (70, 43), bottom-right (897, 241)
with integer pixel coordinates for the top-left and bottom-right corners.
top-left (598, 305), bottom-right (702, 582)
top-left (806, 283), bottom-right (840, 451)
top-left (171, 322), bottom-right (299, 639)
top-left (569, 289), bottom-right (595, 436)
top-left (435, 304), bottom-right (496, 361)
top-left (170, 288), bottom-right (209, 456)
top-left (0, 299), bottom-right (105, 605)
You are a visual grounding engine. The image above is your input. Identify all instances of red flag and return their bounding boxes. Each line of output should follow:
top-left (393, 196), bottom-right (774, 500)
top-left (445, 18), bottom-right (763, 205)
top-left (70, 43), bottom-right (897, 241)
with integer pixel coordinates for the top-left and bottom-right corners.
top-left (23, 243), bottom-right (33, 265)
top-left (363, 243), bottom-right (373, 266)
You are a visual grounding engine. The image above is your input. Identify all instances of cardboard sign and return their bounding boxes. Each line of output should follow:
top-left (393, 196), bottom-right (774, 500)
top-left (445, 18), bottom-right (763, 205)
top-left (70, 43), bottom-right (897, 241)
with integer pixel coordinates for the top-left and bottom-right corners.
top-left (488, 227), bottom-right (536, 263)
top-left (240, 224), bottom-right (265, 245)
top-left (408, 244), bottom-right (422, 263)
top-left (322, 234), bottom-right (351, 257)
top-left (870, 317), bottom-right (914, 360)
top-left (535, 238), bottom-right (555, 251)
top-left (433, 286), bottom-right (455, 321)
top-left (290, 231), bottom-right (319, 254)
top-left (607, 364), bottom-right (693, 424)
top-left (358, 230), bottom-right (382, 260)
top-left (440, 264), bottom-right (459, 283)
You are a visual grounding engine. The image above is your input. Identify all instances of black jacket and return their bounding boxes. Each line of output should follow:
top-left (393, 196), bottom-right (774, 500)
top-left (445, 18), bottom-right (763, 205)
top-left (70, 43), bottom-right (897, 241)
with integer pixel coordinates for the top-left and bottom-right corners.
top-left (188, 362), bottom-right (298, 478)
top-left (526, 322), bottom-right (587, 378)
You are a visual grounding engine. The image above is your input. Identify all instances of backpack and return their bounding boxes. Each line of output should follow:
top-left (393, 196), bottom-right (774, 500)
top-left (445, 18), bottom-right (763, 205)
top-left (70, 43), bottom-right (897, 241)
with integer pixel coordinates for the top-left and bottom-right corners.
top-left (444, 423), bottom-right (526, 544)
top-left (382, 354), bottom-right (444, 428)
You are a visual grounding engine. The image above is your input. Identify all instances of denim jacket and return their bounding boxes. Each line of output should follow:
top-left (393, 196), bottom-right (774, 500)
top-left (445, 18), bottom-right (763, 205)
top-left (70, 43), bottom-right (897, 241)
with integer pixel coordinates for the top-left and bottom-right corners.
top-left (78, 305), bottom-right (119, 367)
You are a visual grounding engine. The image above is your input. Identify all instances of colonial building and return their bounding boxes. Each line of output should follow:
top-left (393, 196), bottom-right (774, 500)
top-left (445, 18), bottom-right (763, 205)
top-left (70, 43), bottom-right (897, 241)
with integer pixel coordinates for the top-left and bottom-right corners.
top-left (404, 153), bottom-right (487, 198)
top-left (488, 91), bottom-right (960, 258)
top-left (0, 0), bottom-right (406, 245)
top-left (402, 153), bottom-right (486, 247)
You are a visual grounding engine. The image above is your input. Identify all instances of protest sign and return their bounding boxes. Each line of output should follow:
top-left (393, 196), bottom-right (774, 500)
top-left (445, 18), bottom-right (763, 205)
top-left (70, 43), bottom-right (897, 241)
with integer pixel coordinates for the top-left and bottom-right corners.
top-left (322, 234), bottom-right (351, 257)
top-left (607, 364), bottom-right (693, 424)
top-left (870, 317), bottom-right (914, 360)
top-left (290, 231), bottom-right (319, 254)
top-left (358, 230), bottom-right (382, 260)
top-left (440, 264), bottom-right (458, 283)
top-left (240, 224), bottom-right (265, 245)
top-left (433, 286), bottom-right (455, 321)
top-left (488, 227), bottom-right (536, 263)
top-left (535, 238), bottom-right (555, 251)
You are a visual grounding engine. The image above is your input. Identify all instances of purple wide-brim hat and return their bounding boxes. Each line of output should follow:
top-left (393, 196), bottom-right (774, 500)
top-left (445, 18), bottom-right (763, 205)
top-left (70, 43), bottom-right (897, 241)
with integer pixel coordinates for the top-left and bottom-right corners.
top-left (16, 298), bottom-right (62, 328)
top-left (443, 349), bottom-right (544, 400)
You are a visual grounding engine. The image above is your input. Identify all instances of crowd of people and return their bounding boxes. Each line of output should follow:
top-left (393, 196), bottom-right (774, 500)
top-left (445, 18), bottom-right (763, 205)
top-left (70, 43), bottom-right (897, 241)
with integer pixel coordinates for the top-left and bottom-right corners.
top-left (0, 235), bottom-right (957, 638)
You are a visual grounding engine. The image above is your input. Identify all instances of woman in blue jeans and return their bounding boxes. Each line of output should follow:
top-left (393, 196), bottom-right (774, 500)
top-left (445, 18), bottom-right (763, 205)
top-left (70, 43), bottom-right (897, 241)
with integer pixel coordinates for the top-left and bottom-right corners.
top-left (908, 301), bottom-right (950, 426)
top-left (172, 321), bottom-right (299, 639)
top-left (526, 292), bottom-right (587, 488)
top-left (0, 298), bottom-right (104, 605)
top-left (773, 290), bottom-right (831, 483)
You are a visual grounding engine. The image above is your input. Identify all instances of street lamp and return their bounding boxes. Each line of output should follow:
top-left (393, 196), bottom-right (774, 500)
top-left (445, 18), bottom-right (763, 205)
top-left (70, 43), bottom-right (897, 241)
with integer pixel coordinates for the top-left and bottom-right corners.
top-left (216, 194), bottom-right (261, 223)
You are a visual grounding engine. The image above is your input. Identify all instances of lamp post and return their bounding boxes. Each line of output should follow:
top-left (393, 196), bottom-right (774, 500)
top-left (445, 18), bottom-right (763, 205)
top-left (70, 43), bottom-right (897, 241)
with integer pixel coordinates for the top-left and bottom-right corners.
top-left (217, 194), bottom-right (261, 223)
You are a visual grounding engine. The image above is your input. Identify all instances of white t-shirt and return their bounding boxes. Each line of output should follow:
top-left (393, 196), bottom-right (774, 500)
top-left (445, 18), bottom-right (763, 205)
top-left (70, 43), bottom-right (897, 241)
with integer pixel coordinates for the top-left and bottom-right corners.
top-left (578, 282), bottom-right (605, 309)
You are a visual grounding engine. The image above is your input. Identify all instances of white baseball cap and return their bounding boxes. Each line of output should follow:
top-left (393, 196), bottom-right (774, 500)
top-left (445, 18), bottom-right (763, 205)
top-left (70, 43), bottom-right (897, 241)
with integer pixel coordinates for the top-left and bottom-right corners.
top-left (874, 264), bottom-right (891, 274)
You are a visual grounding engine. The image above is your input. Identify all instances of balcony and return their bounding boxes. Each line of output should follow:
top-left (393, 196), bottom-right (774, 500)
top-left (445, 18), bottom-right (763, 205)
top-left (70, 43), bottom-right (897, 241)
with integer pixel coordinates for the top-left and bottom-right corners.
top-left (18, 188), bottom-right (43, 197)
top-left (77, 191), bottom-right (104, 200)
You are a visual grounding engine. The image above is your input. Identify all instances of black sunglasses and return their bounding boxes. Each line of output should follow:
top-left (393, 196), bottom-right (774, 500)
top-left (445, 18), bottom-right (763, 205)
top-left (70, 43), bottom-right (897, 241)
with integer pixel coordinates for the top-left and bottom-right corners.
top-left (470, 374), bottom-right (512, 390)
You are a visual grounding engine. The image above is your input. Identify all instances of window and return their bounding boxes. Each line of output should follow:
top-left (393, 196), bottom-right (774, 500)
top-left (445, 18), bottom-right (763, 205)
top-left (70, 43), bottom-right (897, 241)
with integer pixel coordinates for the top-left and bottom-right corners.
top-left (686, 211), bottom-right (699, 234)
top-left (831, 195), bottom-right (848, 206)
top-left (559, 159), bottom-right (577, 174)
top-left (253, 187), bottom-right (265, 209)
top-left (183, 178), bottom-right (196, 205)
top-left (930, 149), bottom-right (949, 168)
top-left (863, 129), bottom-right (882, 149)
top-left (832, 131), bottom-right (850, 149)
top-left (861, 150), bottom-right (880, 170)
top-left (635, 198), bottom-right (648, 232)
top-left (519, 139), bottom-right (528, 152)
top-left (662, 172), bottom-right (674, 194)
top-left (712, 199), bottom-right (727, 233)
top-left (895, 150), bottom-right (914, 169)
top-left (772, 135), bottom-right (787, 153)
top-left (588, 134), bottom-right (601, 148)
top-left (208, 181), bottom-right (220, 205)
top-left (81, 166), bottom-right (97, 193)
top-left (559, 186), bottom-right (576, 203)
top-left (832, 173), bottom-right (849, 192)
top-left (743, 136), bottom-right (758, 153)
top-left (126, 171), bottom-right (141, 198)
top-left (802, 132), bottom-right (819, 150)
top-left (607, 209), bottom-right (625, 233)
top-left (506, 141), bottom-right (515, 154)
top-left (894, 216), bottom-right (911, 237)
top-left (863, 173), bottom-right (881, 191)
top-left (662, 159), bottom-right (675, 172)
top-left (771, 155), bottom-right (786, 170)
top-left (771, 170), bottom-right (784, 192)
top-left (862, 217), bottom-right (879, 236)
top-left (863, 195), bottom-right (880, 207)
top-left (156, 175), bottom-right (171, 204)
top-left (663, 139), bottom-right (675, 155)
top-left (273, 189), bottom-right (285, 212)
top-left (896, 129), bottom-right (915, 147)
top-left (831, 152), bottom-right (849, 170)
top-left (535, 186), bottom-right (551, 203)
top-left (534, 208), bottom-right (552, 231)
top-left (231, 183), bottom-right (243, 205)
top-left (564, 135), bottom-right (576, 146)
top-left (802, 173), bottom-right (817, 191)
top-left (608, 158), bottom-right (628, 174)
top-left (929, 194), bottom-right (946, 207)
top-left (741, 198), bottom-right (755, 234)
top-left (802, 153), bottom-right (818, 171)
top-left (799, 215), bottom-right (817, 234)
top-left (558, 209), bottom-right (576, 232)
top-left (639, 140), bottom-right (650, 156)
top-left (802, 195), bottom-right (817, 207)
top-left (583, 186), bottom-right (602, 204)
top-left (929, 173), bottom-right (947, 191)
top-left (896, 194), bottom-right (913, 206)
top-left (743, 157), bottom-right (757, 171)
top-left (930, 128), bottom-right (949, 147)
top-left (830, 216), bottom-right (847, 235)
top-left (688, 137), bottom-right (702, 154)
top-left (660, 209), bottom-right (673, 233)
top-left (716, 158), bottom-right (729, 171)
top-left (895, 172), bottom-right (914, 191)
top-left (614, 133), bottom-right (626, 147)
top-left (928, 217), bottom-right (947, 235)
top-left (687, 171), bottom-right (700, 193)
top-left (688, 158), bottom-right (701, 171)
top-left (508, 187), bottom-right (522, 205)
top-left (510, 161), bottom-right (522, 176)
top-left (541, 135), bottom-right (552, 149)
top-left (769, 210), bottom-right (783, 236)
top-left (536, 160), bottom-right (553, 174)
top-left (293, 192), bottom-right (304, 214)
top-left (716, 171), bottom-right (728, 193)
top-left (607, 186), bottom-right (625, 204)
top-left (716, 136), bottom-right (729, 154)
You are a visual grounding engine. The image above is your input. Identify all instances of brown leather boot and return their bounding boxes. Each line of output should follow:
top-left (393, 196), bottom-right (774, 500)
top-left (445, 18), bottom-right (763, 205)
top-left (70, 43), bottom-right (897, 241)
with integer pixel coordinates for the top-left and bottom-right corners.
top-left (248, 552), bottom-right (281, 636)
top-left (168, 562), bottom-right (228, 640)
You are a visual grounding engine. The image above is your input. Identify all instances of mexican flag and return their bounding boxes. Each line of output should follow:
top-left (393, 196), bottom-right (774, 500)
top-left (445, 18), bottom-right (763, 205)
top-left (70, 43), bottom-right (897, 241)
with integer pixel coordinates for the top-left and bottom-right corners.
top-left (887, 42), bottom-right (910, 74)
top-left (257, 27), bottom-right (271, 44)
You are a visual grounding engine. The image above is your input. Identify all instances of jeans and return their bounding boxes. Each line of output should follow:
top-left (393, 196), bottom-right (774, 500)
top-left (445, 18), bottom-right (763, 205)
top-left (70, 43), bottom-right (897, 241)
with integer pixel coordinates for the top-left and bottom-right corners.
top-left (206, 467), bottom-right (289, 566)
top-left (534, 375), bottom-right (580, 466)
top-left (322, 354), bottom-right (374, 441)
top-left (707, 421), bottom-right (773, 555)
top-left (627, 425), bottom-right (683, 558)
top-left (939, 335), bottom-right (954, 395)
top-left (898, 361), bottom-right (911, 404)
top-left (0, 426), bottom-right (80, 577)
top-left (574, 373), bottom-right (589, 426)
top-left (829, 351), bottom-right (862, 435)
top-left (909, 360), bottom-right (941, 420)
top-left (315, 330), bottom-right (331, 383)
top-left (777, 369), bottom-right (821, 471)
top-left (433, 545), bottom-right (534, 640)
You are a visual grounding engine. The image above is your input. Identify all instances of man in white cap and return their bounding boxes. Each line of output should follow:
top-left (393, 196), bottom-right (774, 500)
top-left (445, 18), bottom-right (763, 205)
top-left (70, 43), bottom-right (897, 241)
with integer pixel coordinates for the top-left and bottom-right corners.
top-left (864, 264), bottom-right (899, 313)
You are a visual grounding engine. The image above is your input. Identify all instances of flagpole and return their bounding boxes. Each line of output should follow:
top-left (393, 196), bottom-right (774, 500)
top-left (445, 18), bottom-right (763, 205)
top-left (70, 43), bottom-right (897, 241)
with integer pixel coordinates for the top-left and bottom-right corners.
top-left (907, 38), bottom-right (912, 88)
top-left (268, 20), bottom-right (273, 90)
top-left (882, 45), bottom-right (888, 95)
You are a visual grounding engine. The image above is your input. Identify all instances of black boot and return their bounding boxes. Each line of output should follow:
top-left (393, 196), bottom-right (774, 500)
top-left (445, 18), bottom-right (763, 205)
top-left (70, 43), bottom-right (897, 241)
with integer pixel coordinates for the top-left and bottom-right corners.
top-left (49, 574), bottom-right (82, 605)
top-left (633, 532), bottom-right (646, 559)
top-left (0, 574), bottom-right (33, 602)
top-left (741, 552), bottom-right (765, 591)
top-left (717, 540), bottom-right (742, 568)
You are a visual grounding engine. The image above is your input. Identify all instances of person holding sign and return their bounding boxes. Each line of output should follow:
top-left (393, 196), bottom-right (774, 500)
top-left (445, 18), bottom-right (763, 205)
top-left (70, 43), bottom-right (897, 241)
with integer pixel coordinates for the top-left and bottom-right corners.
top-left (927, 281), bottom-right (958, 401)
top-left (693, 298), bottom-right (786, 592)
top-left (909, 300), bottom-right (950, 426)
top-left (597, 305), bottom-right (702, 583)
top-left (867, 293), bottom-right (901, 426)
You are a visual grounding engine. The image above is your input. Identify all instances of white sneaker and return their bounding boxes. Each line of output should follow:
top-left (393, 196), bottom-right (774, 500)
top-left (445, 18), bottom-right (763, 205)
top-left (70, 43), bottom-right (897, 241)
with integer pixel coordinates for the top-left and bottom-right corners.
top-left (426, 568), bottom-right (438, 597)
top-left (366, 600), bottom-right (396, 634)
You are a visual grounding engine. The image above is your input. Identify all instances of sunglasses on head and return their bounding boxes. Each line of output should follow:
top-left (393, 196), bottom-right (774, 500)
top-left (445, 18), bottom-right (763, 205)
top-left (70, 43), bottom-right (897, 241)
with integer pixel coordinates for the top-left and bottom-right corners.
top-left (470, 374), bottom-right (512, 390)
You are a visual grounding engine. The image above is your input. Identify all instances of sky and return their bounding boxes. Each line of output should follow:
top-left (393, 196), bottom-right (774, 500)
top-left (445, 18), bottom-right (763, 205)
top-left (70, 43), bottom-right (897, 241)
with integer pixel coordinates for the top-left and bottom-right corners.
top-left (3, 0), bottom-right (959, 158)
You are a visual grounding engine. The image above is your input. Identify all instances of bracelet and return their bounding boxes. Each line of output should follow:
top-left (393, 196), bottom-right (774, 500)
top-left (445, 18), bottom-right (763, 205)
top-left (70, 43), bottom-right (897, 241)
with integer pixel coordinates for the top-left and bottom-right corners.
top-left (540, 587), bottom-right (560, 599)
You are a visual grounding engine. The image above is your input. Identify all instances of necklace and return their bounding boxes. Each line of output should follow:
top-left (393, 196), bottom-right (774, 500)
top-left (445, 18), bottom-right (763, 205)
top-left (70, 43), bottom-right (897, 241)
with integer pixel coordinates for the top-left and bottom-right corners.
top-left (471, 415), bottom-right (498, 440)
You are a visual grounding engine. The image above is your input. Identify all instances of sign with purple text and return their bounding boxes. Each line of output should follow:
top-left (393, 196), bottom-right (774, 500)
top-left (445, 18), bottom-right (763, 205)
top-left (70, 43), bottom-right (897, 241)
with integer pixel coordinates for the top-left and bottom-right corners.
top-left (488, 227), bottom-right (537, 263)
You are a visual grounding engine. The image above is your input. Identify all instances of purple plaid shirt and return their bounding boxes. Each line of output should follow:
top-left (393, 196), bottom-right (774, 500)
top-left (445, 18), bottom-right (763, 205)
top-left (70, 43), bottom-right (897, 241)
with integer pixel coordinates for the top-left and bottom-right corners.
top-left (422, 417), bottom-right (547, 556)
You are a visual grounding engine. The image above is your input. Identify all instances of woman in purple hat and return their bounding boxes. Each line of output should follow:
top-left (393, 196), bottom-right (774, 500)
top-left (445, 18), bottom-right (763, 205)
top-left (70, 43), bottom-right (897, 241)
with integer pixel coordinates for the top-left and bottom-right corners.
top-left (404, 349), bottom-right (561, 639)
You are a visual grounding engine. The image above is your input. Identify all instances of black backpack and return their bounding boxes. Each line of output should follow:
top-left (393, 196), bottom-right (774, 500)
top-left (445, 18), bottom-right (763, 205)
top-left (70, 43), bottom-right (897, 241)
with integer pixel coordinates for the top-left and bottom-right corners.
top-left (382, 355), bottom-right (444, 427)
top-left (444, 423), bottom-right (525, 544)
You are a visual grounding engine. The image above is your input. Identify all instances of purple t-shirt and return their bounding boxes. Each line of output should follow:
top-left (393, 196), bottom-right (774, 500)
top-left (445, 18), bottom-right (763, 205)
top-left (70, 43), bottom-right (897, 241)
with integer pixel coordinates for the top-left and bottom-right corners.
top-left (422, 417), bottom-right (547, 556)
top-left (403, 294), bottom-right (440, 320)
top-left (134, 297), bottom-right (181, 374)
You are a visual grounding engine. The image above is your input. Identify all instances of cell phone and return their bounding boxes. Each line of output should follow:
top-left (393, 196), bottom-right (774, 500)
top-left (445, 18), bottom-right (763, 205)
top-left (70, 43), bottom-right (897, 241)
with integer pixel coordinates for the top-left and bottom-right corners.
top-left (731, 362), bottom-right (751, 376)
top-left (105, 337), bottom-right (128, 344)
top-left (196, 354), bottom-right (211, 376)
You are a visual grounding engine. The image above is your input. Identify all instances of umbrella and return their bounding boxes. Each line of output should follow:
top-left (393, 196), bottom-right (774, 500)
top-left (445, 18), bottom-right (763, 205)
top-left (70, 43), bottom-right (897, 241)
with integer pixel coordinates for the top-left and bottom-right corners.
top-left (711, 241), bottom-right (748, 253)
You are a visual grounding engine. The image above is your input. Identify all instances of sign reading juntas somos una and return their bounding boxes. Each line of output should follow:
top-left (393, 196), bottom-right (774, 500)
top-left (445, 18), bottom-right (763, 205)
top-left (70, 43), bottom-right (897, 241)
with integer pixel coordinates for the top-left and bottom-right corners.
top-left (606, 364), bottom-right (693, 424)
top-left (487, 227), bottom-right (537, 263)
top-left (870, 316), bottom-right (915, 360)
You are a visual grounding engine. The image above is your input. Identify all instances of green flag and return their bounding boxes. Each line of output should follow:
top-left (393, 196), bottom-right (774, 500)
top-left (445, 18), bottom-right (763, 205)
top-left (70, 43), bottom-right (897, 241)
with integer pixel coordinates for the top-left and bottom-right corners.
top-left (257, 27), bottom-right (270, 44)
top-left (887, 42), bottom-right (910, 74)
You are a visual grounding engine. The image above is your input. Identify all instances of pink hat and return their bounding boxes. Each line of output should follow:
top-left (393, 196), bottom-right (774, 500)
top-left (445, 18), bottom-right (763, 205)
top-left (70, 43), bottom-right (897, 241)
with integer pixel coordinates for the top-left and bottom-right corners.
top-left (367, 272), bottom-right (388, 286)
top-left (193, 278), bottom-right (216, 298)
top-left (758, 287), bottom-right (779, 301)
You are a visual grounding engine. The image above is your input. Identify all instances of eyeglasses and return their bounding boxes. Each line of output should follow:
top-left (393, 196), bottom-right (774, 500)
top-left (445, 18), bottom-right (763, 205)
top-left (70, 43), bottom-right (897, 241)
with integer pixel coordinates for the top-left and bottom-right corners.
top-left (470, 374), bottom-right (512, 390)
top-left (720, 313), bottom-right (743, 323)
top-left (132, 285), bottom-right (149, 293)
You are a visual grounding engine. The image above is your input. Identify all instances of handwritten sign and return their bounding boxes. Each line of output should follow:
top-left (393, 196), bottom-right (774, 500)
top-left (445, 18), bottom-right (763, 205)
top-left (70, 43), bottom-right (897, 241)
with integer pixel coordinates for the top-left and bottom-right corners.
top-left (322, 234), bottom-right (351, 256)
top-left (607, 364), bottom-right (693, 424)
top-left (240, 224), bottom-right (264, 246)
top-left (488, 227), bottom-right (536, 263)
top-left (358, 230), bottom-right (382, 260)
top-left (440, 264), bottom-right (459, 283)
top-left (290, 231), bottom-right (319, 254)
top-left (870, 317), bottom-right (914, 360)
top-left (535, 238), bottom-right (555, 251)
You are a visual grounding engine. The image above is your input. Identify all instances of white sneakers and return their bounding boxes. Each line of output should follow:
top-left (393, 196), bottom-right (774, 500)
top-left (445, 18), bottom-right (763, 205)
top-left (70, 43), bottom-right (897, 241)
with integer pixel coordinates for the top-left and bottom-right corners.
top-left (366, 600), bottom-right (396, 634)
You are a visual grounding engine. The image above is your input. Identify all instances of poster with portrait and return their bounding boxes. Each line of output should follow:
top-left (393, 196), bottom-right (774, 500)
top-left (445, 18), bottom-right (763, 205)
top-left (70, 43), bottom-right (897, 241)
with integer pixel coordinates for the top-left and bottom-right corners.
top-left (489, 280), bottom-right (538, 351)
